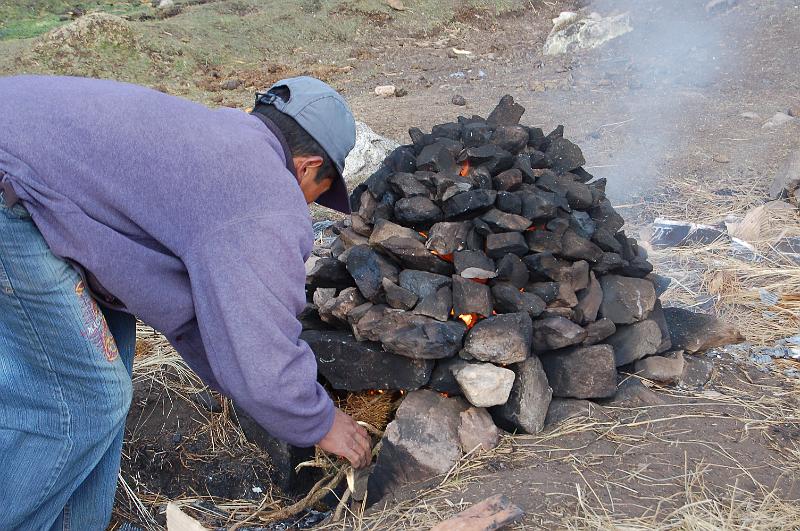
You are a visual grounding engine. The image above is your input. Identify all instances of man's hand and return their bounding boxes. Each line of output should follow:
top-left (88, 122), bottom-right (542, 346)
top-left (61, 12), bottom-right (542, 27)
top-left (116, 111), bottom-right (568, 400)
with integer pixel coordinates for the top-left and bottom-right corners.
top-left (318, 408), bottom-right (372, 468)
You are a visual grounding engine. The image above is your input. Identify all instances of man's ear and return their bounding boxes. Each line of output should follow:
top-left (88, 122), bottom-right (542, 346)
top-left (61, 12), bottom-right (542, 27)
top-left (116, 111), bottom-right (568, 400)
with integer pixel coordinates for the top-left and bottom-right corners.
top-left (294, 155), bottom-right (324, 177)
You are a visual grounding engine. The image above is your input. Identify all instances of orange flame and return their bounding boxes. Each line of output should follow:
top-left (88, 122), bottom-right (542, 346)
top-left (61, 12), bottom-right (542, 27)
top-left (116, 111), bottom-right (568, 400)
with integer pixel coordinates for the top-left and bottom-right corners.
top-left (459, 160), bottom-right (471, 177)
top-left (526, 223), bottom-right (547, 232)
top-left (430, 250), bottom-right (454, 262)
top-left (418, 231), bottom-right (428, 238)
top-left (439, 392), bottom-right (451, 398)
top-left (458, 313), bottom-right (481, 329)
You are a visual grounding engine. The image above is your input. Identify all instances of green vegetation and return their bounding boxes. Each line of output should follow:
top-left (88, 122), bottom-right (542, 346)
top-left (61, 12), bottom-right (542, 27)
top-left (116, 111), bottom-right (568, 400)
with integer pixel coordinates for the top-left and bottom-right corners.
top-left (0, 0), bottom-right (525, 105)
top-left (0, 1), bottom-right (147, 40)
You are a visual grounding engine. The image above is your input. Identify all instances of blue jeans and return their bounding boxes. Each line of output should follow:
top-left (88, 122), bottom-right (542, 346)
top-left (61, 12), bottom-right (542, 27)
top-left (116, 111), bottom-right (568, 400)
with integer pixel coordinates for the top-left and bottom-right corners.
top-left (0, 191), bottom-right (135, 530)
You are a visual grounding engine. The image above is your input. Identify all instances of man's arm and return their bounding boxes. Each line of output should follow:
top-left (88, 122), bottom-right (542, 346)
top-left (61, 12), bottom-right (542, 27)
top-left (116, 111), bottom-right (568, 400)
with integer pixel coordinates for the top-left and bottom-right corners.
top-left (182, 213), bottom-right (370, 465)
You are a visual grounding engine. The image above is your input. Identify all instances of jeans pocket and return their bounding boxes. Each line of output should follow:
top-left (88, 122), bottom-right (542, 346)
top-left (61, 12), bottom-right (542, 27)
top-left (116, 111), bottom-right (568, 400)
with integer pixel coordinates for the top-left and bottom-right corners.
top-left (0, 202), bottom-right (32, 221)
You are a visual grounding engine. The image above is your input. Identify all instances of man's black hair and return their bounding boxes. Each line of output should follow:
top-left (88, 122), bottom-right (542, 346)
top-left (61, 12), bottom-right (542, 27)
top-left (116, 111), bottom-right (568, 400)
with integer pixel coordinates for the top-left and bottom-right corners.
top-left (252, 104), bottom-right (335, 183)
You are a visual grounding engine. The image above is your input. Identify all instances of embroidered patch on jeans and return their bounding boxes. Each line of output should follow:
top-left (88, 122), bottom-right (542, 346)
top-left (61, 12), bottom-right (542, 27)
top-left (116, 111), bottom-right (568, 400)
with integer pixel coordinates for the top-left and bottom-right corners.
top-left (76, 280), bottom-right (119, 362)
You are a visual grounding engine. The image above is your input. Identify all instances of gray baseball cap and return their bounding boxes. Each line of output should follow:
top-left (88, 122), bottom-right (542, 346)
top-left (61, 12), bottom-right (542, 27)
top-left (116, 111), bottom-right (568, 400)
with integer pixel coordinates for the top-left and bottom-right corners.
top-left (256, 76), bottom-right (355, 214)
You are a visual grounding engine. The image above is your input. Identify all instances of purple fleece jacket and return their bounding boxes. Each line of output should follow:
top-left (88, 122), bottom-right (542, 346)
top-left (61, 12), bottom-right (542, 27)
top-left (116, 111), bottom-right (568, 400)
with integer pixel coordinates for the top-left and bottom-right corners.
top-left (0, 75), bottom-right (334, 446)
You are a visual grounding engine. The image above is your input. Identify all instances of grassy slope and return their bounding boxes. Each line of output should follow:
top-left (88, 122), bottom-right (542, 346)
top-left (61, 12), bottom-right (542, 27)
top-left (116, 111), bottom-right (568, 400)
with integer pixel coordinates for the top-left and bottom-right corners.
top-left (0, 0), bottom-right (522, 106)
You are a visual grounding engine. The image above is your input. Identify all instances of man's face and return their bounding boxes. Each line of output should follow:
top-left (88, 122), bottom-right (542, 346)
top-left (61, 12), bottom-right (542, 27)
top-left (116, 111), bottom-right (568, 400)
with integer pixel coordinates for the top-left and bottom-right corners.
top-left (294, 155), bottom-right (334, 204)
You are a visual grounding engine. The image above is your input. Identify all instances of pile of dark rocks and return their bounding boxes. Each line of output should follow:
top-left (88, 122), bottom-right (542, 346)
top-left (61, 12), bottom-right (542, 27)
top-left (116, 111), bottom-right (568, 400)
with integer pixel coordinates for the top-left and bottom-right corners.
top-left (301, 96), bottom-right (681, 500)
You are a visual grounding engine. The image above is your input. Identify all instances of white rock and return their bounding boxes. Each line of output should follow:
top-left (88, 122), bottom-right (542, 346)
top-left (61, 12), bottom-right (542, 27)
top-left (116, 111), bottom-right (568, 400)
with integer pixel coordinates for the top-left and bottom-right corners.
top-left (762, 112), bottom-right (795, 130)
top-left (343, 121), bottom-right (399, 187)
top-left (158, 0), bottom-right (175, 8)
top-left (544, 11), bottom-right (632, 56)
top-left (374, 85), bottom-right (396, 97)
top-left (454, 363), bottom-right (515, 407)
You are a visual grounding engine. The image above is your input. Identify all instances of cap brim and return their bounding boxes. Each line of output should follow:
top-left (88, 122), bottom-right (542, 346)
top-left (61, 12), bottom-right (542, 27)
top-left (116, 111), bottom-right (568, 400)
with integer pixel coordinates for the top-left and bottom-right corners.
top-left (314, 170), bottom-right (351, 214)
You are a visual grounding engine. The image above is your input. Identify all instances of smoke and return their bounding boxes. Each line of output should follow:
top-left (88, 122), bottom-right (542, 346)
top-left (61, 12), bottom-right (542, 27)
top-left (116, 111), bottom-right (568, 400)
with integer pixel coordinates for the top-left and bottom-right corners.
top-left (575, 0), bottom-right (744, 202)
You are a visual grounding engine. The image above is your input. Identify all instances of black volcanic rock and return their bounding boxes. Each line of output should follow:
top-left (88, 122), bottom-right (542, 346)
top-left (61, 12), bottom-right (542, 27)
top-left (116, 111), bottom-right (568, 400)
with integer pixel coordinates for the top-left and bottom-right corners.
top-left (485, 232), bottom-right (528, 258)
top-left (394, 196), bottom-right (443, 228)
top-left (486, 94), bottom-right (525, 126)
top-left (442, 190), bottom-right (497, 220)
top-left (544, 137), bottom-right (586, 174)
top-left (303, 330), bottom-right (433, 391)
top-left (346, 245), bottom-right (399, 302)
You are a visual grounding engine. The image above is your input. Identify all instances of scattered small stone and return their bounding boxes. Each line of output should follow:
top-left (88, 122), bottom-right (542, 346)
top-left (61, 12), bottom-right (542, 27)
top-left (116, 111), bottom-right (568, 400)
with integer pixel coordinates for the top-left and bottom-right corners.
top-left (789, 105), bottom-right (800, 118)
top-left (395, 87), bottom-right (408, 97)
top-left (712, 153), bottom-right (730, 163)
top-left (375, 85), bottom-right (397, 97)
top-left (219, 78), bottom-right (242, 90)
top-left (762, 112), bottom-right (794, 130)
top-left (740, 111), bottom-right (761, 120)
top-left (705, 0), bottom-right (739, 14)
top-left (451, 94), bottom-right (467, 106)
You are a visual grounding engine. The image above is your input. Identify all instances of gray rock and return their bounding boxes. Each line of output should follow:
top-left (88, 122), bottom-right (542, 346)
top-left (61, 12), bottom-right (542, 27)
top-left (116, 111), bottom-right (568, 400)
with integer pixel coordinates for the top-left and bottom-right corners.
top-left (491, 356), bottom-right (552, 434)
top-left (458, 407), bottom-right (501, 452)
top-left (382, 278), bottom-right (418, 310)
top-left (426, 221), bottom-right (471, 256)
top-left (606, 319), bottom-right (662, 366)
top-left (413, 286), bottom-right (453, 322)
top-left (454, 363), bottom-right (516, 407)
top-left (480, 208), bottom-right (531, 232)
top-left (318, 287), bottom-right (365, 325)
top-left (599, 275), bottom-right (656, 324)
top-left (649, 300), bottom-right (673, 353)
top-left (305, 256), bottom-right (353, 289)
top-left (399, 269), bottom-right (452, 300)
top-left (532, 317), bottom-right (587, 352)
top-left (462, 312), bottom-right (533, 364)
top-left (429, 357), bottom-right (469, 395)
top-left (605, 378), bottom-right (666, 407)
top-left (583, 318), bottom-right (616, 345)
top-left (544, 137), bottom-right (586, 173)
top-left (634, 351), bottom-right (685, 384)
top-left (491, 282), bottom-right (546, 317)
top-left (303, 330), bottom-right (433, 391)
top-left (346, 245), bottom-right (399, 302)
top-left (770, 150), bottom-right (800, 200)
top-left (381, 315), bottom-right (466, 360)
top-left (762, 112), bottom-right (794, 130)
top-left (368, 390), bottom-right (469, 502)
top-left (574, 271), bottom-right (602, 324)
top-left (544, 398), bottom-right (599, 427)
top-left (343, 121), bottom-right (400, 186)
top-left (663, 307), bottom-right (744, 353)
top-left (540, 344), bottom-right (617, 399)
top-left (452, 275), bottom-right (493, 317)
top-left (370, 219), bottom-right (451, 274)
top-left (679, 354), bottom-right (715, 388)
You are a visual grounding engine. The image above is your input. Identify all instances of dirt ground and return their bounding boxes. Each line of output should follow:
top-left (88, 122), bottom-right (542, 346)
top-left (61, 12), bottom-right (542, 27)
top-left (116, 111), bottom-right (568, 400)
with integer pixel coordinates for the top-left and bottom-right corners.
top-left (1, 0), bottom-right (799, 528)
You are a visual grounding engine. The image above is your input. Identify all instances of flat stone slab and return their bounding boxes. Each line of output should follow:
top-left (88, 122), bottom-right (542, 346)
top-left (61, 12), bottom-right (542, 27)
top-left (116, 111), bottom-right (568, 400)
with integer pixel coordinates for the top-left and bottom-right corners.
top-left (302, 330), bottom-right (433, 391)
top-left (663, 306), bottom-right (744, 353)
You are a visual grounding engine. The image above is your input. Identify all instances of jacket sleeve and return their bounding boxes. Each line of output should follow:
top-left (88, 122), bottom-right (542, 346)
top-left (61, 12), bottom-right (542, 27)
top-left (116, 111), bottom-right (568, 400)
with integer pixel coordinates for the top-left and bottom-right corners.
top-left (182, 213), bottom-right (334, 447)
